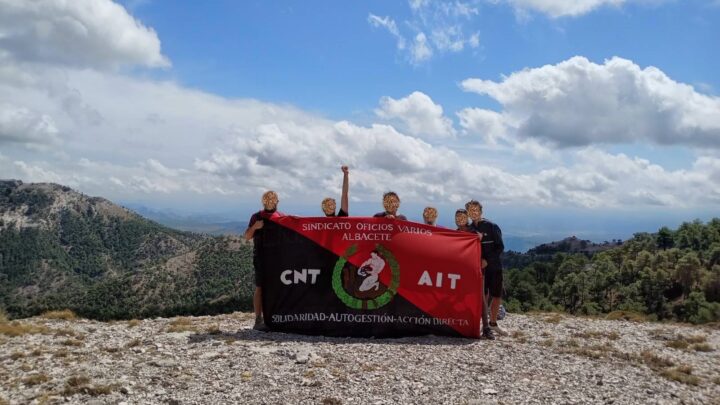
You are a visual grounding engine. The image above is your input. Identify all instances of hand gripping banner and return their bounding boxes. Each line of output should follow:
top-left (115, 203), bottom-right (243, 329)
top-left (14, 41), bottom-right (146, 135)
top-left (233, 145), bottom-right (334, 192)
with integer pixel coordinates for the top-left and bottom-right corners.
top-left (258, 214), bottom-right (483, 338)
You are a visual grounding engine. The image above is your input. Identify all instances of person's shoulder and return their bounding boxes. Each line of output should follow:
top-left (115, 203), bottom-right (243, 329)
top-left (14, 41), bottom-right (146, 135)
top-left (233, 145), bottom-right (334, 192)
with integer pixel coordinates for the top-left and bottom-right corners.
top-left (338, 209), bottom-right (349, 217)
top-left (373, 212), bottom-right (386, 217)
top-left (397, 214), bottom-right (408, 220)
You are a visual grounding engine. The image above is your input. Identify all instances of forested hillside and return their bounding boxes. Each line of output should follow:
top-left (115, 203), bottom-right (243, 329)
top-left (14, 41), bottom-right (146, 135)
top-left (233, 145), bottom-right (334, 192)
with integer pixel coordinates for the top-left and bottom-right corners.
top-left (504, 219), bottom-right (720, 323)
top-left (0, 180), bottom-right (254, 320)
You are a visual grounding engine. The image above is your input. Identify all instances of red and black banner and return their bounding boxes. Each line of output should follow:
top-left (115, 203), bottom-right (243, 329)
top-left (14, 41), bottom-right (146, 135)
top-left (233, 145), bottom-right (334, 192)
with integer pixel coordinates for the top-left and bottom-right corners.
top-left (258, 214), bottom-right (483, 338)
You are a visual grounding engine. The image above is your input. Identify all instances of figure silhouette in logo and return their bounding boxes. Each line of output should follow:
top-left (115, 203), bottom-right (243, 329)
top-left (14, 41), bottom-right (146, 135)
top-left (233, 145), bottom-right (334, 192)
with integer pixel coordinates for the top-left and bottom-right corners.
top-left (357, 251), bottom-right (386, 292)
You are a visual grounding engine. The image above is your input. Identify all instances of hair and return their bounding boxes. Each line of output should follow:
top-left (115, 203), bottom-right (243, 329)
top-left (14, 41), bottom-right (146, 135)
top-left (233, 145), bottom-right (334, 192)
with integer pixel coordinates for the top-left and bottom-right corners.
top-left (465, 200), bottom-right (482, 211)
top-left (455, 208), bottom-right (468, 215)
top-left (321, 197), bottom-right (335, 206)
top-left (262, 190), bottom-right (278, 201)
top-left (423, 206), bottom-right (438, 217)
top-left (383, 191), bottom-right (400, 201)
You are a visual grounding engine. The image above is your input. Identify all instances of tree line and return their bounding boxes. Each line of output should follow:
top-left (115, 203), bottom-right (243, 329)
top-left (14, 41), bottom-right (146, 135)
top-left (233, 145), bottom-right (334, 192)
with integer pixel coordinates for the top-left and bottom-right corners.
top-left (503, 218), bottom-right (720, 323)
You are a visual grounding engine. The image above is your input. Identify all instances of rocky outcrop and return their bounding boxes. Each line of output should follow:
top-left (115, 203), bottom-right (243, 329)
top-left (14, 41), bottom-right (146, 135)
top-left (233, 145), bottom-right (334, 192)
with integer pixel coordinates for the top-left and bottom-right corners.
top-left (1, 312), bottom-right (719, 404)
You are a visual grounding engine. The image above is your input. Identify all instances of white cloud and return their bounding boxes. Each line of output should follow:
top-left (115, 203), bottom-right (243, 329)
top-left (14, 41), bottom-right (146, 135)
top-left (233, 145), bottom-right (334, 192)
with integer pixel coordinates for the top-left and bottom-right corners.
top-left (0, 1), bottom-right (716, 212)
top-left (0, 0), bottom-right (169, 69)
top-left (457, 108), bottom-right (507, 144)
top-left (369, 1), bottom-right (481, 64)
top-left (544, 148), bottom-right (720, 207)
top-left (410, 33), bottom-right (433, 63)
top-left (10, 160), bottom-right (63, 183)
top-left (368, 14), bottom-right (406, 50)
top-left (507, 0), bottom-right (626, 18)
top-left (0, 103), bottom-right (60, 146)
top-left (377, 92), bottom-right (456, 139)
top-left (461, 56), bottom-right (720, 149)
top-left (1, 54), bottom-right (716, 210)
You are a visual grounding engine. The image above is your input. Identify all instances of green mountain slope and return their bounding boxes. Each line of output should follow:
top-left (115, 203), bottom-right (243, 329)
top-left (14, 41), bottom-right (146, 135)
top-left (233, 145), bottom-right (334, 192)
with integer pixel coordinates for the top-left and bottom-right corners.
top-left (0, 180), bottom-right (254, 320)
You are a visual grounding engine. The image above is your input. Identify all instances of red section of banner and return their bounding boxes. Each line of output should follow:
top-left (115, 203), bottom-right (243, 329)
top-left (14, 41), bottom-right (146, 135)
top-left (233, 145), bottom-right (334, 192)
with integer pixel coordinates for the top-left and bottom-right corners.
top-left (270, 215), bottom-right (483, 338)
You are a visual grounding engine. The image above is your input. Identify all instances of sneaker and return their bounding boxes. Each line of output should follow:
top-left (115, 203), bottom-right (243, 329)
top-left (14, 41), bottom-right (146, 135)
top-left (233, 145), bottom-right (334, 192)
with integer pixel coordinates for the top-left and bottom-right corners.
top-left (481, 327), bottom-right (496, 340)
top-left (489, 322), bottom-right (507, 337)
top-left (253, 316), bottom-right (269, 332)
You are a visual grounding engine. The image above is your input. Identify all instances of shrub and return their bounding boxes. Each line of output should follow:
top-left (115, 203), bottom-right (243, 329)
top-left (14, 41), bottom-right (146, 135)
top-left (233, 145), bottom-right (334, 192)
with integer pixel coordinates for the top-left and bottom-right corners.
top-left (605, 311), bottom-right (647, 322)
top-left (21, 373), bottom-right (50, 386)
top-left (40, 310), bottom-right (78, 320)
top-left (0, 322), bottom-right (49, 337)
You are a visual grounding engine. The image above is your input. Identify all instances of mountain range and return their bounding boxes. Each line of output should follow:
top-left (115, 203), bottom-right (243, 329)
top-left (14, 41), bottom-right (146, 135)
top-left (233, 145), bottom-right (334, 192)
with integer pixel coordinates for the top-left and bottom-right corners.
top-left (0, 180), bottom-right (254, 320)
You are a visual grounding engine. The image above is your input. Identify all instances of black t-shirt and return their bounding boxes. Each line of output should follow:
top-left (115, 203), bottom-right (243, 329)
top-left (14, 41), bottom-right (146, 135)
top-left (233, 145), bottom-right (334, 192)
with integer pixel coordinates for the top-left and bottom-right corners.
top-left (373, 212), bottom-right (407, 220)
top-left (247, 209), bottom-right (276, 259)
top-left (470, 219), bottom-right (504, 270)
top-left (326, 209), bottom-right (349, 217)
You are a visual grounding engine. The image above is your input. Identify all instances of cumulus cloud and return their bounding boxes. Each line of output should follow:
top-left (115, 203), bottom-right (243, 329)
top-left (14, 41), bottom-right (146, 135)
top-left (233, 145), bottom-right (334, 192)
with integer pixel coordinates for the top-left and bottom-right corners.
top-left (376, 92), bottom-right (456, 139)
top-left (536, 148), bottom-right (720, 208)
top-left (461, 56), bottom-right (720, 149)
top-left (0, 103), bottom-right (60, 146)
top-left (0, 0), bottom-right (169, 69)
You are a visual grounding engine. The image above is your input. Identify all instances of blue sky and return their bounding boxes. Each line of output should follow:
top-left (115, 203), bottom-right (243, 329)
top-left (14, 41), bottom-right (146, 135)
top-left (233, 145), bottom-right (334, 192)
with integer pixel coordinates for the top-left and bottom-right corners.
top-left (123, 0), bottom-right (719, 116)
top-left (1, 0), bottom-right (719, 243)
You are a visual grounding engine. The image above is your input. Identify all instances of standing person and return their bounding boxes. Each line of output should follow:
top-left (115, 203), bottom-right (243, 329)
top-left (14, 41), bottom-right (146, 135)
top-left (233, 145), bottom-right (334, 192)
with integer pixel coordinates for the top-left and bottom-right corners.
top-left (422, 206), bottom-right (438, 226)
top-left (373, 191), bottom-right (407, 220)
top-left (466, 200), bottom-right (506, 336)
top-left (454, 209), bottom-right (472, 232)
top-left (321, 165), bottom-right (350, 217)
top-left (456, 208), bottom-right (494, 340)
top-left (244, 190), bottom-right (280, 331)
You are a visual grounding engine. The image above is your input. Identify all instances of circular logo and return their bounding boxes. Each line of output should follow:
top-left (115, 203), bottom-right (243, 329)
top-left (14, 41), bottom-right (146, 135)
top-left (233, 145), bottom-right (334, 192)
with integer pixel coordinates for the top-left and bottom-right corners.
top-left (332, 244), bottom-right (400, 310)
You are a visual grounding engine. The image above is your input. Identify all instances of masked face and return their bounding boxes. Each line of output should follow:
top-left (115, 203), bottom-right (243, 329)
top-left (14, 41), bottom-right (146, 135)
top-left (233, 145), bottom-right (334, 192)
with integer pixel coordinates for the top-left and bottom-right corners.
top-left (383, 195), bottom-right (400, 215)
top-left (321, 198), bottom-right (336, 216)
top-left (455, 212), bottom-right (469, 228)
top-left (423, 207), bottom-right (438, 225)
top-left (262, 191), bottom-right (278, 211)
top-left (467, 205), bottom-right (482, 222)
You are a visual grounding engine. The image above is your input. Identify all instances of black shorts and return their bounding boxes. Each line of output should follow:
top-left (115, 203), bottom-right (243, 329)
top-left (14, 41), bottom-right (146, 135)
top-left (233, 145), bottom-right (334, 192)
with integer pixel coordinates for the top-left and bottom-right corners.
top-left (484, 267), bottom-right (503, 298)
top-left (253, 257), bottom-right (262, 287)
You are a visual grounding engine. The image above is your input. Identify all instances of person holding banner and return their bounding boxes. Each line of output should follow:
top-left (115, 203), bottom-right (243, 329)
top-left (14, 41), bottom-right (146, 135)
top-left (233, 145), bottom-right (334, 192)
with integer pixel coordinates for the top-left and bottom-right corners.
top-left (454, 209), bottom-right (472, 232)
top-left (321, 165), bottom-right (350, 217)
top-left (244, 190), bottom-right (280, 331)
top-left (374, 191), bottom-right (407, 220)
top-left (422, 206), bottom-right (438, 226)
top-left (456, 208), bottom-right (495, 340)
top-left (466, 200), bottom-right (507, 337)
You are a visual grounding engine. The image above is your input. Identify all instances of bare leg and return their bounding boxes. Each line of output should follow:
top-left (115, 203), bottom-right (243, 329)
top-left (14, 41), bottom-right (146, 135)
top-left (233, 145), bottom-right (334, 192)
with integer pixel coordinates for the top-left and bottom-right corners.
top-left (482, 292), bottom-right (490, 329)
top-left (490, 296), bottom-right (502, 324)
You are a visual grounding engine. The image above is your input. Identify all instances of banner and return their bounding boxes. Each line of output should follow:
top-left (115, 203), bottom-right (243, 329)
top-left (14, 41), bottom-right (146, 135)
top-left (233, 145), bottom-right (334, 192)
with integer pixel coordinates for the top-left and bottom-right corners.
top-left (259, 215), bottom-right (483, 338)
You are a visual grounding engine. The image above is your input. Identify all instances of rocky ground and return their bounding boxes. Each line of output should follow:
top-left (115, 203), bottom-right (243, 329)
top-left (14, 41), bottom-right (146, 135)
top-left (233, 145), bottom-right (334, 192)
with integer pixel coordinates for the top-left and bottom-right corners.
top-left (1, 311), bottom-right (719, 405)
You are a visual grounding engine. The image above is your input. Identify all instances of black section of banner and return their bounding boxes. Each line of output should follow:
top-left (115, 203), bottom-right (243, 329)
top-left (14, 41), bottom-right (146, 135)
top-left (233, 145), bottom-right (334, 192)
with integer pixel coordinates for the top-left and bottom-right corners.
top-left (258, 220), bottom-right (462, 338)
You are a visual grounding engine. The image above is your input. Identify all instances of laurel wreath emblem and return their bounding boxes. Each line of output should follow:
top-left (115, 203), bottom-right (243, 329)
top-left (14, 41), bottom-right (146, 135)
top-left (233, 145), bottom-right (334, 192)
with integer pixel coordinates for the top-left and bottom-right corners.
top-left (332, 244), bottom-right (400, 310)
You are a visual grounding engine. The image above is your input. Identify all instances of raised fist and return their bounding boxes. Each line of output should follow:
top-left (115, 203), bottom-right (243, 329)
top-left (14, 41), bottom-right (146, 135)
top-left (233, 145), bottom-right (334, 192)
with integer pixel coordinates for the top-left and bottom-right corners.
top-left (341, 165), bottom-right (349, 174)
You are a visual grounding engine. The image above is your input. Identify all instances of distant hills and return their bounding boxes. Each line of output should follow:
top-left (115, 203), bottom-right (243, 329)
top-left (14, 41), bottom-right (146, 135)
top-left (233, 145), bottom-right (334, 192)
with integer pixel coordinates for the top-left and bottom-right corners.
top-left (0, 180), bottom-right (254, 320)
top-left (126, 204), bottom-right (248, 236)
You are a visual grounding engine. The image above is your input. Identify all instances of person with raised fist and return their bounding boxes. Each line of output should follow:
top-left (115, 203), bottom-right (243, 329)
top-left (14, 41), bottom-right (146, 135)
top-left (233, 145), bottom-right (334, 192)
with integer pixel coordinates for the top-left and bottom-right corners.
top-left (321, 165), bottom-right (350, 217)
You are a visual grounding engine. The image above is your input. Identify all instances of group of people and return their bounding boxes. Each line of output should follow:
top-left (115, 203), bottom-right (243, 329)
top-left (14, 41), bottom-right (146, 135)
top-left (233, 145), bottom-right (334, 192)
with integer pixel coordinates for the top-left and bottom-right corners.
top-left (244, 166), bottom-right (505, 340)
